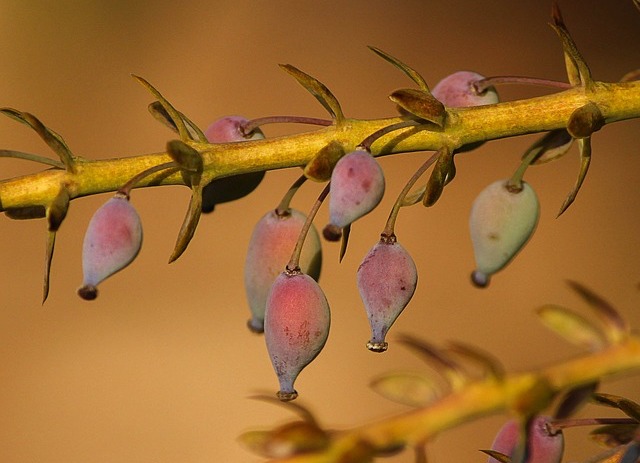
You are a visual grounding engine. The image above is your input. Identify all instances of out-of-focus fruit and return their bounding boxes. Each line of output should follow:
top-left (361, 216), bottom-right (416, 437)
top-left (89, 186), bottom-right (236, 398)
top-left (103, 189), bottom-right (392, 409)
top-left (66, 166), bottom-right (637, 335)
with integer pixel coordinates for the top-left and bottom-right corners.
top-left (488, 415), bottom-right (564, 463)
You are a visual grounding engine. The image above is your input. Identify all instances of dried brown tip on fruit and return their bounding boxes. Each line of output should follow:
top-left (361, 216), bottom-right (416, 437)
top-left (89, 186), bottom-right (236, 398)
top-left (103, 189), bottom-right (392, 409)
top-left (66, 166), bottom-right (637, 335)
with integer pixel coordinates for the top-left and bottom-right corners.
top-left (323, 224), bottom-right (342, 241)
top-left (77, 285), bottom-right (98, 300)
top-left (277, 390), bottom-right (299, 402)
top-left (367, 341), bottom-right (389, 353)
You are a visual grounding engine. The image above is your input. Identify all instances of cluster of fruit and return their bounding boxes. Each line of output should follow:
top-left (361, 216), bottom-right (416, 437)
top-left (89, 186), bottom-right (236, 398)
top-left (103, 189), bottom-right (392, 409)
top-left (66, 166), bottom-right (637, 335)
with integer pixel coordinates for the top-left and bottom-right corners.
top-left (76, 71), bottom-right (540, 403)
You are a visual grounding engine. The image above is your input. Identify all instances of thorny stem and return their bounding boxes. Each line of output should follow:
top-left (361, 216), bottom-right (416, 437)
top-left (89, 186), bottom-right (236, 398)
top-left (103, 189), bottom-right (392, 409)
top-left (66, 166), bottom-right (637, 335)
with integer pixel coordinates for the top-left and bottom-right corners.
top-left (242, 116), bottom-right (333, 135)
top-left (275, 174), bottom-right (308, 216)
top-left (286, 182), bottom-right (330, 272)
top-left (381, 150), bottom-right (440, 237)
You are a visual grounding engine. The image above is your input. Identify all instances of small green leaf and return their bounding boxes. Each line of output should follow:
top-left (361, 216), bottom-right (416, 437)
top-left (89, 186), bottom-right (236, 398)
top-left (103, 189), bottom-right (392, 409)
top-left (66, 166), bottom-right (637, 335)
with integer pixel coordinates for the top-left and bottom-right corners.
top-left (549, 2), bottom-right (593, 88)
top-left (303, 141), bottom-right (345, 182)
top-left (238, 421), bottom-right (329, 459)
top-left (368, 46), bottom-right (429, 91)
top-left (148, 101), bottom-right (206, 142)
top-left (479, 449), bottom-right (511, 463)
top-left (590, 424), bottom-right (639, 448)
top-left (370, 371), bottom-right (439, 407)
top-left (279, 64), bottom-right (344, 123)
top-left (168, 185), bottom-right (203, 263)
top-left (0, 108), bottom-right (76, 171)
top-left (522, 129), bottom-right (574, 165)
top-left (422, 147), bottom-right (453, 207)
top-left (389, 88), bottom-right (446, 127)
top-left (445, 340), bottom-right (505, 380)
top-left (397, 334), bottom-right (467, 390)
top-left (557, 136), bottom-right (591, 217)
top-left (132, 75), bottom-right (192, 141)
top-left (566, 280), bottom-right (629, 344)
top-left (400, 184), bottom-right (427, 207)
top-left (536, 304), bottom-right (607, 351)
top-left (338, 223), bottom-right (351, 263)
top-left (0, 149), bottom-right (65, 168)
top-left (5, 206), bottom-right (46, 220)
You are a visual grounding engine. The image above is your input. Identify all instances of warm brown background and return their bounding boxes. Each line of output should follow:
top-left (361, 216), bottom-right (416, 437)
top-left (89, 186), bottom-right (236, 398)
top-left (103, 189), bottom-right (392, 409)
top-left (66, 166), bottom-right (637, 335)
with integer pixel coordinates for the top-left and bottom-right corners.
top-left (1, 1), bottom-right (639, 462)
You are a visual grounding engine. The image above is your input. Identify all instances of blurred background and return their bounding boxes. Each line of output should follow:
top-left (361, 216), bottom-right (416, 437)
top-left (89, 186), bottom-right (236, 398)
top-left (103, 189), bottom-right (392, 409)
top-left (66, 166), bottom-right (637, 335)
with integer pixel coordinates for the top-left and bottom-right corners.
top-left (0, 1), bottom-right (639, 462)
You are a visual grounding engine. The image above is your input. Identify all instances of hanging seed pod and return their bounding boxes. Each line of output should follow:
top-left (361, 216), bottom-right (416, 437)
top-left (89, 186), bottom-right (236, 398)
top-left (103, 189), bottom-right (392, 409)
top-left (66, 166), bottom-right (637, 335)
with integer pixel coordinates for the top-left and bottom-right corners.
top-left (357, 235), bottom-right (417, 352)
top-left (78, 194), bottom-right (143, 300)
top-left (469, 180), bottom-right (539, 287)
top-left (264, 269), bottom-right (330, 401)
top-left (323, 149), bottom-right (385, 241)
top-left (244, 209), bottom-right (322, 333)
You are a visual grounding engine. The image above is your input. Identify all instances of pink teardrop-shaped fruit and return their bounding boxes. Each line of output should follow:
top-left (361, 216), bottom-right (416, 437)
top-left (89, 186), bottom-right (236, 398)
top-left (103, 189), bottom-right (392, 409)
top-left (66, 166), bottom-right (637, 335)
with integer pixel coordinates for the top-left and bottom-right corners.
top-left (244, 209), bottom-right (322, 333)
top-left (432, 71), bottom-right (499, 108)
top-left (78, 195), bottom-right (143, 300)
top-left (324, 150), bottom-right (385, 240)
top-left (488, 415), bottom-right (564, 463)
top-left (264, 270), bottom-right (330, 401)
top-left (202, 115), bottom-right (265, 213)
top-left (357, 235), bottom-right (417, 352)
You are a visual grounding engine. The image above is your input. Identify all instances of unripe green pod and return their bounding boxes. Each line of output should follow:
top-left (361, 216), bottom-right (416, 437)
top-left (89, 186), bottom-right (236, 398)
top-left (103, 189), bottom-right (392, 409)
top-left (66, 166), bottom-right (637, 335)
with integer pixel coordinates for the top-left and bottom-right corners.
top-left (244, 209), bottom-right (322, 333)
top-left (357, 236), bottom-right (417, 352)
top-left (324, 150), bottom-right (385, 240)
top-left (264, 270), bottom-right (331, 401)
top-left (469, 180), bottom-right (539, 287)
top-left (488, 415), bottom-right (564, 463)
top-left (78, 194), bottom-right (143, 300)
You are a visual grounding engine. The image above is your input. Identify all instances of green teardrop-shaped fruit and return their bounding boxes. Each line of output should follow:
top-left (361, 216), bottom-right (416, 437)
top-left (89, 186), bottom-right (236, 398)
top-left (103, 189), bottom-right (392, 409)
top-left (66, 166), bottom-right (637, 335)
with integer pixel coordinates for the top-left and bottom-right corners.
top-left (469, 180), bottom-right (539, 287)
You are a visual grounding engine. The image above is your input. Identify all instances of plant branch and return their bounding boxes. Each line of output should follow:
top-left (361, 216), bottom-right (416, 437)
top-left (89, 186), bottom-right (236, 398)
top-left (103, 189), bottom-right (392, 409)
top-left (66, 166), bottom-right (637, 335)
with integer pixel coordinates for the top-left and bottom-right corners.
top-left (0, 80), bottom-right (639, 212)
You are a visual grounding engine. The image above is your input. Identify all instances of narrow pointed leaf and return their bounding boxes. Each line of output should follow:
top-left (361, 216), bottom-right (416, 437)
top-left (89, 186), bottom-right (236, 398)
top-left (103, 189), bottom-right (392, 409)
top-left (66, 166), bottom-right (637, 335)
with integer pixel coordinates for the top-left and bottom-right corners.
top-left (401, 184), bottom-right (427, 206)
top-left (522, 129), bottom-right (574, 165)
top-left (279, 64), bottom-right (344, 122)
top-left (423, 147), bottom-right (453, 207)
top-left (566, 280), bottom-right (629, 343)
top-left (536, 304), bottom-right (607, 351)
top-left (0, 108), bottom-right (76, 171)
top-left (620, 69), bottom-right (640, 83)
top-left (303, 141), bottom-right (344, 182)
top-left (445, 340), bottom-right (505, 380)
top-left (338, 223), bottom-right (351, 263)
top-left (368, 46), bottom-right (429, 91)
top-left (554, 381), bottom-right (599, 419)
top-left (592, 394), bottom-right (640, 422)
top-left (0, 149), bottom-right (65, 168)
top-left (148, 101), bottom-right (206, 142)
top-left (590, 424), bottom-right (639, 448)
top-left (132, 75), bottom-right (191, 141)
top-left (480, 449), bottom-right (511, 463)
top-left (168, 185), bottom-right (203, 263)
top-left (389, 88), bottom-right (446, 127)
top-left (557, 136), bottom-right (591, 217)
top-left (550, 2), bottom-right (592, 88)
top-left (397, 334), bottom-right (467, 390)
top-left (5, 206), bottom-right (46, 220)
top-left (43, 230), bottom-right (56, 304)
top-left (370, 371), bottom-right (439, 407)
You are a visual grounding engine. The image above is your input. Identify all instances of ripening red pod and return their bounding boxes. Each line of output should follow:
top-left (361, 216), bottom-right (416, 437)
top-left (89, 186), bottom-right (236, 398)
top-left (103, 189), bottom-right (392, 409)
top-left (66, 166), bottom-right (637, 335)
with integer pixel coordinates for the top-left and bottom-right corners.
top-left (469, 180), bottom-right (539, 288)
top-left (357, 235), bottom-right (417, 352)
top-left (431, 71), bottom-right (499, 108)
top-left (78, 194), bottom-right (143, 300)
top-left (202, 115), bottom-right (265, 213)
top-left (244, 208), bottom-right (322, 333)
top-left (323, 149), bottom-right (385, 241)
top-left (488, 416), bottom-right (564, 463)
top-left (264, 269), bottom-right (331, 401)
